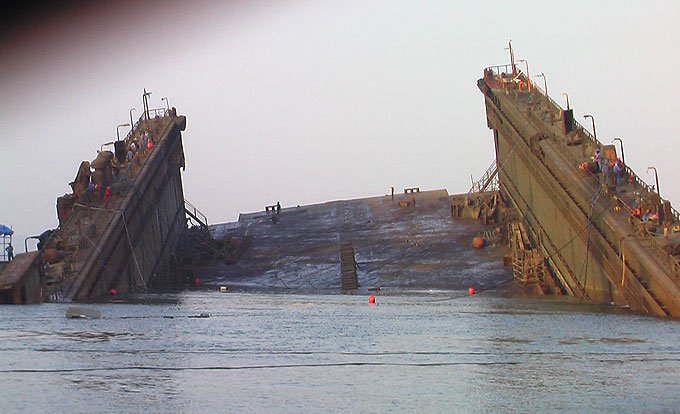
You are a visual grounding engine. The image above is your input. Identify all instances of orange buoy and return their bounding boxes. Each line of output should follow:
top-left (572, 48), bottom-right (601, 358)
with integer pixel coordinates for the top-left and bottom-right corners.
top-left (472, 236), bottom-right (485, 249)
top-left (468, 286), bottom-right (475, 295)
top-left (368, 294), bottom-right (376, 304)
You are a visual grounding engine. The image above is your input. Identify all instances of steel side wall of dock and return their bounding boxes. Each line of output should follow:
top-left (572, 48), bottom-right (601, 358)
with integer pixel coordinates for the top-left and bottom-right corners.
top-left (480, 79), bottom-right (680, 316)
top-left (488, 105), bottom-right (615, 303)
top-left (74, 116), bottom-right (187, 300)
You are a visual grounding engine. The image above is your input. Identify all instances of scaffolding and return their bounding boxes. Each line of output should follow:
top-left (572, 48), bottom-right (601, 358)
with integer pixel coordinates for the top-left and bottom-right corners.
top-left (0, 227), bottom-right (13, 262)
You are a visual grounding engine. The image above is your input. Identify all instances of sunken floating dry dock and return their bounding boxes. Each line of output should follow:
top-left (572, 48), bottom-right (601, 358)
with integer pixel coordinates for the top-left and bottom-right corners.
top-left (194, 189), bottom-right (510, 293)
top-left (478, 46), bottom-right (680, 317)
top-left (0, 104), bottom-right (191, 303)
top-left (3, 49), bottom-right (680, 318)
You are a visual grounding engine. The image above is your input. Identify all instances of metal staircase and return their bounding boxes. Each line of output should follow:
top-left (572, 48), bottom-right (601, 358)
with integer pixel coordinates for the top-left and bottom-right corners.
top-left (340, 243), bottom-right (358, 290)
top-left (509, 221), bottom-right (545, 285)
top-left (469, 160), bottom-right (499, 194)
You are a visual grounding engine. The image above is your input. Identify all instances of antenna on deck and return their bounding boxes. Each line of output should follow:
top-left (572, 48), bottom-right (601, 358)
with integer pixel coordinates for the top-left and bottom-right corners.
top-left (142, 88), bottom-right (152, 120)
top-left (506, 38), bottom-right (517, 77)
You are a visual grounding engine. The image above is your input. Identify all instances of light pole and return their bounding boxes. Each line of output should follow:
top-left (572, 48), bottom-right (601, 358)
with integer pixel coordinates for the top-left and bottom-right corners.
top-left (647, 166), bottom-right (663, 223)
top-left (535, 72), bottom-right (547, 97)
top-left (24, 235), bottom-right (40, 253)
top-left (583, 114), bottom-right (597, 142)
top-left (129, 108), bottom-right (136, 133)
top-left (612, 137), bottom-right (625, 165)
top-left (505, 38), bottom-right (515, 77)
top-left (561, 92), bottom-right (570, 110)
top-left (161, 97), bottom-right (169, 111)
top-left (116, 123), bottom-right (130, 141)
top-left (647, 166), bottom-right (660, 198)
top-left (100, 141), bottom-right (114, 152)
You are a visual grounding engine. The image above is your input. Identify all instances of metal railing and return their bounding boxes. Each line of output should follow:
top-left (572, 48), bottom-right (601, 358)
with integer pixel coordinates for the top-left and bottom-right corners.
top-left (485, 63), bottom-right (526, 78)
top-left (184, 199), bottom-right (208, 228)
top-left (122, 107), bottom-right (170, 143)
top-left (146, 107), bottom-right (170, 120)
top-left (0, 235), bottom-right (12, 262)
top-left (469, 159), bottom-right (499, 193)
top-left (486, 64), bottom-right (515, 77)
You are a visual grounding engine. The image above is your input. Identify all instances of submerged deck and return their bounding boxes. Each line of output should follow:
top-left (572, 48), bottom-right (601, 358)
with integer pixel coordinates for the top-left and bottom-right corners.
top-left (196, 189), bottom-right (511, 291)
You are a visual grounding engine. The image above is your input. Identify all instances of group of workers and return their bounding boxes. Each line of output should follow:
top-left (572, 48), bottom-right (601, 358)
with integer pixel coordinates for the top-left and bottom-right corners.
top-left (587, 147), bottom-right (663, 226)
top-left (71, 129), bottom-right (155, 207)
top-left (126, 130), bottom-right (153, 163)
top-left (82, 181), bottom-right (112, 205)
top-left (593, 147), bottom-right (625, 186)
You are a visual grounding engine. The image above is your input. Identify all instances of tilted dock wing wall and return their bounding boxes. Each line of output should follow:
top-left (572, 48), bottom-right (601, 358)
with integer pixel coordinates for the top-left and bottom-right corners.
top-left (65, 113), bottom-right (188, 300)
top-left (479, 74), bottom-right (680, 317)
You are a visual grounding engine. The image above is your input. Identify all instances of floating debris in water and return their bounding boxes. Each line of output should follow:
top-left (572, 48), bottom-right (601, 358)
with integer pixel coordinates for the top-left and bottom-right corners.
top-left (65, 307), bottom-right (102, 319)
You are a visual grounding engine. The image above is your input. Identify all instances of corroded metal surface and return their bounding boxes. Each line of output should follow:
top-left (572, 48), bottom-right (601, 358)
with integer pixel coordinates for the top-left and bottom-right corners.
top-left (198, 189), bottom-right (512, 291)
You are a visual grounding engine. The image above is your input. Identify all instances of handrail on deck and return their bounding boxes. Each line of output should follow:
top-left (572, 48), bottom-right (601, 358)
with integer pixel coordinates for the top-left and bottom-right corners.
top-left (184, 199), bottom-right (208, 228)
top-left (485, 63), bottom-right (525, 78)
top-left (485, 64), bottom-right (515, 76)
top-left (122, 107), bottom-right (170, 143)
top-left (469, 159), bottom-right (499, 194)
top-left (146, 108), bottom-right (169, 120)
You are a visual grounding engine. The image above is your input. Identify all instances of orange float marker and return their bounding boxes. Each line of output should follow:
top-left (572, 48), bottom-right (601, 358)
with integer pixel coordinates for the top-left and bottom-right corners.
top-left (472, 237), bottom-right (485, 249)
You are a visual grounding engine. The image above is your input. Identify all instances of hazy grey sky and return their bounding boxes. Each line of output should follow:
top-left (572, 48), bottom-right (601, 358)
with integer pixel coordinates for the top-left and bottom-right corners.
top-left (2, 0), bottom-right (680, 251)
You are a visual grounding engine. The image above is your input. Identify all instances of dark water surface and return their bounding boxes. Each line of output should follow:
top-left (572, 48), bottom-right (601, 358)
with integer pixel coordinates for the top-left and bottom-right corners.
top-left (1, 290), bottom-right (679, 413)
